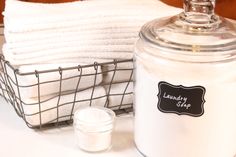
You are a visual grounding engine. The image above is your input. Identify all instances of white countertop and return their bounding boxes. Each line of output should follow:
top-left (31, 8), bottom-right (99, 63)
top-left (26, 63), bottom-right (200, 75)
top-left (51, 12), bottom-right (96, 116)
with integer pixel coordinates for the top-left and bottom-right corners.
top-left (0, 97), bottom-right (142, 157)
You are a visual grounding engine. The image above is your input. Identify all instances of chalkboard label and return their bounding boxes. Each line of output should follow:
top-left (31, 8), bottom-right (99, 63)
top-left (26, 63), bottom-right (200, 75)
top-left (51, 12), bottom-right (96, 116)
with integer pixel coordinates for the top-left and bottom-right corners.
top-left (157, 81), bottom-right (206, 117)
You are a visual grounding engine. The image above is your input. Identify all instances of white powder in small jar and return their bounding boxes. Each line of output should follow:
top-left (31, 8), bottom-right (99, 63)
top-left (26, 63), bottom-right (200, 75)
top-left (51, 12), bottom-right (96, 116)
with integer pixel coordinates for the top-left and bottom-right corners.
top-left (74, 106), bottom-right (116, 152)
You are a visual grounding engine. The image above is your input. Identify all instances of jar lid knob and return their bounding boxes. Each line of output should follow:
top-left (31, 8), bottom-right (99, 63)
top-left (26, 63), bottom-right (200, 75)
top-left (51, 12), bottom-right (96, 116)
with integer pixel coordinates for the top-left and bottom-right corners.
top-left (184, 0), bottom-right (215, 15)
top-left (180, 0), bottom-right (219, 27)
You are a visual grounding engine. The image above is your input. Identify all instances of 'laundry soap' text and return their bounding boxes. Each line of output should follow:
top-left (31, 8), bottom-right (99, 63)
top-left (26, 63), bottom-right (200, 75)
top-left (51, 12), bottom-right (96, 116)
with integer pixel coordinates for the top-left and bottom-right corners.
top-left (163, 92), bottom-right (191, 110)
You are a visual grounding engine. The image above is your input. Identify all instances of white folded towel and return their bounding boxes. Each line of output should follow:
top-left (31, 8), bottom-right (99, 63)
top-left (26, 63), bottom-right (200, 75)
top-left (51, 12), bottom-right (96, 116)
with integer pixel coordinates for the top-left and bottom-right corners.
top-left (5, 62), bottom-right (103, 101)
top-left (3, 0), bottom-right (181, 32)
top-left (4, 43), bottom-right (134, 56)
top-left (4, 50), bottom-right (133, 65)
top-left (4, 22), bottom-right (140, 43)
top-left (20, 86), bottom-right (107, 127)
top-left (105, 82), bottom-right (133, 110)
top-left (102, 61), bottom-right (133, 84)
top-left (5, 31), bottom-right (138, 47)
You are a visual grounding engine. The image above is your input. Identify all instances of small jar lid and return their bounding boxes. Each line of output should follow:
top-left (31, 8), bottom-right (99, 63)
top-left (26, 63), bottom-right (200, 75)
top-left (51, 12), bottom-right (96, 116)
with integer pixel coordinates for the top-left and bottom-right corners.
top-left (74, 106), bottom-right (116, 133)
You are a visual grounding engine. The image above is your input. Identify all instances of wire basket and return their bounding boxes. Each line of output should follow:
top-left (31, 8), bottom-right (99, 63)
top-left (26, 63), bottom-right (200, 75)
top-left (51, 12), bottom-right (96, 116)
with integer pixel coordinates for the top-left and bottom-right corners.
top-left (0, 55), bottom-right (134, 129)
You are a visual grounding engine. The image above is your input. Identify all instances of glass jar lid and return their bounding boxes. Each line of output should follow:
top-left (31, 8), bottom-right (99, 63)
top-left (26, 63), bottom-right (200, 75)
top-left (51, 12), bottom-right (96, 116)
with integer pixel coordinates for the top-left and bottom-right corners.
top-left (139, 0), bottom-right (236, 62)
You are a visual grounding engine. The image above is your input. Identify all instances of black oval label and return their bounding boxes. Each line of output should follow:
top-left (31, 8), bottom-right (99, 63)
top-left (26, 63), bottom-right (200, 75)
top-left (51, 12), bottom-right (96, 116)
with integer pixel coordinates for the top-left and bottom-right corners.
top-left (157, 81), bottom-right (206, 117)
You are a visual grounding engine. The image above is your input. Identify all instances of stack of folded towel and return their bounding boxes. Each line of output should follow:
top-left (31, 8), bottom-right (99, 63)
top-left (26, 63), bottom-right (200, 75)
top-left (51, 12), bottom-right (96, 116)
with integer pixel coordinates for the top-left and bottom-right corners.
top-left (3, 0), bottom-right (180, 65)
top-left (1, 0), bottom-right (181, 126)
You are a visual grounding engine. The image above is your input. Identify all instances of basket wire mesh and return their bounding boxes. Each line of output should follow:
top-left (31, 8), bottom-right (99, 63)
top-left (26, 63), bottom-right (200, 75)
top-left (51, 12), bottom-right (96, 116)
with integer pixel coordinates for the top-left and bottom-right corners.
top-left (0, 25), bottom-right (134, 129)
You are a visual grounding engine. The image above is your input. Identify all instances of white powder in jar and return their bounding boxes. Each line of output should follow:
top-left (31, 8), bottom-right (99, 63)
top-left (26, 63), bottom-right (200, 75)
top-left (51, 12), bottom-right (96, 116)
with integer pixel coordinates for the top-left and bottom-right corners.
top-left (74, 107), bottom-right (115, 152)
top-left (134, 53), bottom-right (236, 157)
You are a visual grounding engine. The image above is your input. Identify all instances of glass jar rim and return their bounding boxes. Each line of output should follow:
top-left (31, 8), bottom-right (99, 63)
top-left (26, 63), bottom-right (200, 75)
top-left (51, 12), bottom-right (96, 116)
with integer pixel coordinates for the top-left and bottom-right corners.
top-left (136, 38), bottom-right (236, 64)
top-left (74, 106), bottom-right (116, 127)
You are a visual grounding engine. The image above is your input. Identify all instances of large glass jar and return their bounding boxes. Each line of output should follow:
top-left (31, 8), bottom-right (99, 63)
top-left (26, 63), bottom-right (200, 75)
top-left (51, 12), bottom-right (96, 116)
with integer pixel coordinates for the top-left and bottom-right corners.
top-left (134, 0), bottom-right (236, 157)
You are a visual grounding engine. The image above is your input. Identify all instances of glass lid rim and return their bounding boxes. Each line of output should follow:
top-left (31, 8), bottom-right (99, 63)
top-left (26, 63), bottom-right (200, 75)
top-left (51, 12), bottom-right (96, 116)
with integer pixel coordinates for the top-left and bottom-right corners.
top-left (139, 14), bottom-right (236, 53)
top-left (139, 31), bottom-right (236, 53)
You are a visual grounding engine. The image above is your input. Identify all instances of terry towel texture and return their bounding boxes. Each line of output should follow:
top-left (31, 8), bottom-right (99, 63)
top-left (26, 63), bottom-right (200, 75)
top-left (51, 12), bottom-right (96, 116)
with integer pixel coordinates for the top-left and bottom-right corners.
top-left (3, 0), bottom-right (181, 65)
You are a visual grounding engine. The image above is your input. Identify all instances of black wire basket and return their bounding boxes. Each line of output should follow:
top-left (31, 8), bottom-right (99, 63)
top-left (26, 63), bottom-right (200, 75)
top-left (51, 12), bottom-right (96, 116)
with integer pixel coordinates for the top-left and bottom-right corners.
top-left (0, 55), bottom-right (134, 129)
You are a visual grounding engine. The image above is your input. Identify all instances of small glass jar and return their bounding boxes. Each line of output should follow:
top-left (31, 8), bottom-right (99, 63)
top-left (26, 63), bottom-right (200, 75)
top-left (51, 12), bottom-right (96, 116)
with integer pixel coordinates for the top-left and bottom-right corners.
top-left (134, 0), bottom-right (236, 157)
top-left (73, 106), bottom-right (116, 153)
